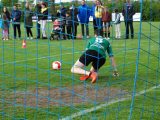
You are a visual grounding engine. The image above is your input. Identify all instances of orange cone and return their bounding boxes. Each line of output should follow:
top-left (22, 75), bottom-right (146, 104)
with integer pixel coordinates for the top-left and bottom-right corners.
top-left (22, 40), bottom-right (26, 48)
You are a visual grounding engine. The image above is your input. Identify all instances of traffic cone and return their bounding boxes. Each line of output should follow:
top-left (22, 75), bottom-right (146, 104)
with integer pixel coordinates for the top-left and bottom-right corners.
top-left (22, 40), bottom-right (26, 48)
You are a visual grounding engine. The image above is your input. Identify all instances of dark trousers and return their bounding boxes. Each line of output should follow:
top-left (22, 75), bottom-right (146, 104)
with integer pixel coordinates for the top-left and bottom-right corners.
top-left (95, 18), bottom-right (103, 36)
top-left (93, 19), bottom-right (97, 34)
top-left (36, 22), bottom-right (41, 38)
top-left (81, 23), bottom-right (89, 37)
top-left (66, 26), bottom-right (72, 39)
top-left (62, 25), bottom-right (66, 39)
top-left (125, 21), bottom-right (134, 38)
top-left (72, 25), bottom-right (77, 39)
top-left (26, 27), bottom-right (33, 37)
top-left (13, 24), bottom-right (21, 39)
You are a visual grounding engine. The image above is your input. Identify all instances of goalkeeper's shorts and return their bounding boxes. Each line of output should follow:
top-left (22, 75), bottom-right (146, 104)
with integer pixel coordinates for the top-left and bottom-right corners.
top-left (79, 50), bottom-right (106, 71)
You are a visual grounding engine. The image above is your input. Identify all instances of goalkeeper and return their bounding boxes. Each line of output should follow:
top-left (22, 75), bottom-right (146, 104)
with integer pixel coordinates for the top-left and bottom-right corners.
top-left (71, 32), bottom-right (119, 83)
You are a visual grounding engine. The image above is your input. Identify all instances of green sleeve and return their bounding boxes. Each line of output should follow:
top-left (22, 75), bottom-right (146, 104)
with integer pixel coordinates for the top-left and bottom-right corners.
top-left (107, 43), bottom-right (114, 57)
top-left (86, 38), bottom-right (94, 50)
top-left (86, 41), bottom-right (90, 50)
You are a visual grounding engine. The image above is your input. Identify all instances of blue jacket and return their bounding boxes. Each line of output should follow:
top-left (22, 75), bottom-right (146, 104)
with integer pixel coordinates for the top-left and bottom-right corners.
top-left (11, 9), bottom-right (21, 23)
top-left (78, 4), bottom-right (90, 24)
top-left (122, 3), bottom-right (135, 22)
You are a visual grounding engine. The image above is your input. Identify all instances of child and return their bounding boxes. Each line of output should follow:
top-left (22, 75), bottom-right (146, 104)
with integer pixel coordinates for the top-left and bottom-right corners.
top-left (102, 6), bottom-right (111, 38)
top-left (114, 8), bottom-right (121, 39)
top-left (40, 2), bottom-right (48, 39)
top-left (53, 19), bottom-right (61, 31)
top-left (66, 12), bottom-right (72, 39)
top-left (3, 7), bottom-right (11, 40)
top-left (2, 14), bottom-right (9, 40)
top-left (53, 18), bottom-right (62, 39)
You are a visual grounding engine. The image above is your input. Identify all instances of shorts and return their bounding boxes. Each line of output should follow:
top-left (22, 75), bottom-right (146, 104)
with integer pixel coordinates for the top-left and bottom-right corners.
top-left (103, 22), bottom-right (111, 28)
top-left (79, 50), bottom-right (106, 71)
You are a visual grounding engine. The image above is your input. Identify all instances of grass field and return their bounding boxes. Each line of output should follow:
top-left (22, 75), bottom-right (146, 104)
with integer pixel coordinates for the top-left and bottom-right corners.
top-left (0, 21), bottom-right (160, 120)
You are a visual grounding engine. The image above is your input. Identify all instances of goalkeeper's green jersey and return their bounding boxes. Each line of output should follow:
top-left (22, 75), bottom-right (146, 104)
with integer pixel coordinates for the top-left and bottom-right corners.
top-left (86, 36), bottom-right (113, 59)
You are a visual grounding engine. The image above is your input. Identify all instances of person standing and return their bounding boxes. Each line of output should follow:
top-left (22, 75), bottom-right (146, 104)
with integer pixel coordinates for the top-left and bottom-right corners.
top-left (70, 4), bottom-right (79, 39)
top-left (39, 2), bottom-right (48, 39)
top-left (57, 4), bottom-right (67, 39)
top-left (91, 0), bottom-right (97, 35)
top-left (102, 6), bottom-right (111, 38)
top-left (122, 0), bottom-right (135, 39)
top-left (78, 0), bottom-right (90, 39)
top-left (114, 8), bottom-right (121, 39)
top-left (65, 12), bottom-right (72, 39)
top-left (11, 5), bottom-right (21, 40)
top-left (2, 12), bottom-right (9, 40)
top-left (2, 7), bottom-right (11, 40)
top-left (35, 2), bottom-right (42, 39)
top-left (24, 2), bottom-right (33, 39)
top-left (95, 0), bottom-right (103, 36)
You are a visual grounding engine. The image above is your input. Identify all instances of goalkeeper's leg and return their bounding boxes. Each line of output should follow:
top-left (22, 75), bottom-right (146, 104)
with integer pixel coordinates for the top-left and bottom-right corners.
top-left (71, 60), bottom-right (90, 76)
top-left (71, 60), bottom-right (97, 83)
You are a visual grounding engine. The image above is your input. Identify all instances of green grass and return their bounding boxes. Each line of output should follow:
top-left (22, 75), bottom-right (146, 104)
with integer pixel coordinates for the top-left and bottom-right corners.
top-left (0, 21), bottom-right (160, 119)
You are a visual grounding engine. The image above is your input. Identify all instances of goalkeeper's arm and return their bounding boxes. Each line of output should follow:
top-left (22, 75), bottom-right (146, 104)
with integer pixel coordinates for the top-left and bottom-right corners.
top-left (109, 56), bottom-right (119, 77)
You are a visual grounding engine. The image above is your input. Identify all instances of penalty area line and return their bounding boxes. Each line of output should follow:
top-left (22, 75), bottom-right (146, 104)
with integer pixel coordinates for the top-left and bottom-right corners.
top-left (0, 51), bottom-right (80, 66)
top-left (60, 84), bottom-right (160, 120)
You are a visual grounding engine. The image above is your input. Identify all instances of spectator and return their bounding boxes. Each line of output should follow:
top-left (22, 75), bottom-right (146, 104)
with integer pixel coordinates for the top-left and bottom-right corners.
top-left (122, 0), bottom-right (135, 39)
top-left (24, 2), bottom-right (33, 39)
top-left (114, 8), bottom-right (121, 39)
top-left (78, 0), bottom-right (90, 39)
top-left (39, 2), bottom-right (48, 39)
top-left (65, 12), bottom-right (72, 39)
top-left (11, 5), bottom-right (21, 40)
top-left (102, 6), bottom-right (111, 38)
top-left (2, 7), bottom-right (11, 40)
top-left (2, 11), bottom-right (9, 40)
top-left (91, 0), bottom-right (97, 35)
top-left (70, 4), bottom-right (79, 39)
top-left (57, 4), bottom-right (67, 39)
top-left (95, 0), bottom-right (103, 36)
top-left (35, 2), bottom-right (42, 39)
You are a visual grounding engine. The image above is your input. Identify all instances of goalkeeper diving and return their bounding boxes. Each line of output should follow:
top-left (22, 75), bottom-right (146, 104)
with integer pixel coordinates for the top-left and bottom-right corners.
top-left (71, 31), bottom-right (119, 83)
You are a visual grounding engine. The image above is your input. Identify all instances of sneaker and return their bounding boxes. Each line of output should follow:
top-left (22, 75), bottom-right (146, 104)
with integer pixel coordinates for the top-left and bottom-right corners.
top-left (86, 36), bottom-right (90, 39)
top-left (42, 37), bottom-right (47, 39)
top-left (107, 37), bottom-right (110, 40)
top-left (90, 72), bottom-right (98, 83)
top-left (80, 75), bottom-right (90, 81)
top-left (35, 37), bottom-right (40, 39)
top-left (30, 37), bottom-right (33, 40)
top-left (27, 37), bottom-right (29, 40)
top-left (6, 39), bottom-right (8, 41)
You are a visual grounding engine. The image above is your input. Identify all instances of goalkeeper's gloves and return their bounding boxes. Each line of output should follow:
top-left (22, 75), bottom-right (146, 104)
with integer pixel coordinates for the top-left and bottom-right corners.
top-left (113, 70), bottom-right (119, 77)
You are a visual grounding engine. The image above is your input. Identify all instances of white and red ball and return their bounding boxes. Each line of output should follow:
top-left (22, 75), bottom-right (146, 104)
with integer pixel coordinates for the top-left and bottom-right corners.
top-left (52, 61), bottom-right (61, 70)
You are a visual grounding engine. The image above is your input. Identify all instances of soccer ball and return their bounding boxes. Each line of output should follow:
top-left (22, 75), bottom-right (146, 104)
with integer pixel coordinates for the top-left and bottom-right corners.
top-left (52, 61), bottom-right (61, 70)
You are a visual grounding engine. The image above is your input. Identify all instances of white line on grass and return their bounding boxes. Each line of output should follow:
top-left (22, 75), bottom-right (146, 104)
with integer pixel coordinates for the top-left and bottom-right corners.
top-left (61, 84), bottom-right (160, 120)
top-left (0, 51), bottom-right (80, 66)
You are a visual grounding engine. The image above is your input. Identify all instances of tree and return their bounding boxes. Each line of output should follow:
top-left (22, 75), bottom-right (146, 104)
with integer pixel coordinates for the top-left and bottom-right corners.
top-left (49, 0), bottom-right (56, 21)
top-left (1, 0), bottom-right (18, 7)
